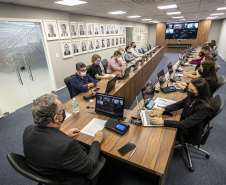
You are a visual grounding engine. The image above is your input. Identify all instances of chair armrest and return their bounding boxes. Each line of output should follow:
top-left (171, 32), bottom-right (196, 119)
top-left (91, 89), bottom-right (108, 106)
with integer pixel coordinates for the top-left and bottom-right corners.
top-left (208, 121), bottom-right (213, 129)
top-left (86, 156), bottom-right (106, 181)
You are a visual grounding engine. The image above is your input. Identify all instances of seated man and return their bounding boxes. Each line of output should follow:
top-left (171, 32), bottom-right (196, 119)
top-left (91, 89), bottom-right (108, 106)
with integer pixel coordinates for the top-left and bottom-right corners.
top-left (117, 47), bottom-right (126, 64)
top-left (188, 46), bottom-right (212, 67)
top-left (23, 93), bottom-right (103, 185)
top-left (130, 42), bottom-right (145, 58)
top-left (70, 62), bottom-right (97, 97)
top-left (209, 43), bottom-right (216, 57)
top-left (106, 51), bottom-right (123, 74)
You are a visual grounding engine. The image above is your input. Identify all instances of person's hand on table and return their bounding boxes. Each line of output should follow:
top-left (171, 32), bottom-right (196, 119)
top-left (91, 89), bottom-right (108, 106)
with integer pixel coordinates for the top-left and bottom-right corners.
top-left (187, 58), bottom-right (192, 63)
top-left (150, 117), bottom-right (164, 125)
top-left (94, 130), bottom-right (104, 143)
top-left (175, 82), bottom-right (183, 89)
top-left (183, 71), bottom-right (188, 76)
top-left (66, 128), bottom-right (80, 137)
top-left (150, 108), bottom-right (165, 117)
top-left (180, 82), bottom-right (187, 86)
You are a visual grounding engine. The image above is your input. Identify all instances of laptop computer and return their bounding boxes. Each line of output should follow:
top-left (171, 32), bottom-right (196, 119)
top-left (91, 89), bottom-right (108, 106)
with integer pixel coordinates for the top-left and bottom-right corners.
top-left (167, 62), bottom-right (174, 76)
top-left (132, 60), bottom-right (139, 71)
top-left (118, 66), bottom-right (132, 80)
top-left (136, 97), bottom-right (162, 127)
top-left (105, 75), bottom-right (118, 94)
top-left (95, 93), bottom-right (125, 120)
top-left (157, 69), bottom-right (167, 87)
top-left (141, 81), bottom-right (156, 107)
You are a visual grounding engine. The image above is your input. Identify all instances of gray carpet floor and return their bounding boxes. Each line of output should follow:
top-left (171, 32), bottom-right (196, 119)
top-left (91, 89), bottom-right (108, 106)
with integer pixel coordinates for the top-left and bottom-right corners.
top-left (0, 53), bottom-right (225, 185)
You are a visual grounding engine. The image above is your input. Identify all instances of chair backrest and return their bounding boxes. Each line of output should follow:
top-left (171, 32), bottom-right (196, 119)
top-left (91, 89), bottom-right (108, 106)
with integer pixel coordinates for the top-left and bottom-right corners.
top-left (212, 94), bottom-right (224, 118)
top-left (141, 48), bottom-right (145, 54)
top-left (214, 76), bottom-right (225, 93)
top-left (64, 75), bottom-right (73, 99)
top-left (138, 49), bottom-right (142, 53)
top-left (7, 153), bottom-right (61, 185)
top-left (149, 44), bottom-right (151, 49)
top-left (86, 65), bottom-right (92, 76)
top-left (147, 45), bottom-right (150, 51)
top-left (215, 63), bottom-right (220, 72)
top-left (101, 59), bottom-right (108, 73)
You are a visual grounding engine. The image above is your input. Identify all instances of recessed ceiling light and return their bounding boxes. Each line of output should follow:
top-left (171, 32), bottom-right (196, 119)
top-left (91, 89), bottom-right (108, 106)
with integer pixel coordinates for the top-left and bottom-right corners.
top-left (55, 0), bottom-right (87, 6)
top-left (217, 7), bottom-right (226, 10)
top-left (149, 21), bottom-right (159, 23)
top-left (157, 4), bottom-right (177, 9)
top-left (108, 11), bottom-right (127, 15)
top-left (127, 15), bottom-right (141, 18)
top-left (179, 19), bottom-right (185, 20)
top-left (172, 16), bottom-right (184, 19)
top-left (206, 16), bottom-right (218, 19)
top-left (167, 12), bottom-right (181, 15)
top-left (210, 13), bottom-right (225, 16)
top-left (142, 19), bottom-right (152, 21)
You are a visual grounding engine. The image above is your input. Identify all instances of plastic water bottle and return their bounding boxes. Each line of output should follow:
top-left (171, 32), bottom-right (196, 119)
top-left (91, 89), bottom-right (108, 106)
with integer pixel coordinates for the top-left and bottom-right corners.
top-left (71, 98), bottom-right (79, 113)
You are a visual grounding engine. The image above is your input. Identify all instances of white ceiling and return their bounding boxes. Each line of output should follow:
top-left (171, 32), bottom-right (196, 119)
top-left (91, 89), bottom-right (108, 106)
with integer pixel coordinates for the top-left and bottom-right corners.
top-left (1, 0), bottom-right (226, 23)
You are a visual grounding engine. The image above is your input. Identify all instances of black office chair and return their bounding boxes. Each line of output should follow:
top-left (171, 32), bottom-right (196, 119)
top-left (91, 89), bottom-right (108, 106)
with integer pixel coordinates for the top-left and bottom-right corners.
top-left (101, 59), bottom-right (108, 73)
top-left (7, 153), bottom-right (106, 185)
top-left (64, 75), bottom-right (73, 99)
top-left (213, 76), bottom-right (226, 94)
top-left (177, 94), bottom-right (224, 172)
top-left (138, 49), bottom-right (142, 53)
top-left (7, 153), bottom-right (61, 185)
top-left (86, 65), bottom-right (92, 76)
top-left (147, 45), bottom-right (150, 51)
top-left (141, 48), bottom-right (145, 54)
top-left (215, 62), bottom-right (220, 72)
top-left (149, 44), bottom-right (151, 49)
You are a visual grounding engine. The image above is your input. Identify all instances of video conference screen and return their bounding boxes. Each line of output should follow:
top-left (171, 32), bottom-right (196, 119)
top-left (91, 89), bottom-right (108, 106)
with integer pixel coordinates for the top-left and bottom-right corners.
top-left (165, 22), bottom-right (199, 40)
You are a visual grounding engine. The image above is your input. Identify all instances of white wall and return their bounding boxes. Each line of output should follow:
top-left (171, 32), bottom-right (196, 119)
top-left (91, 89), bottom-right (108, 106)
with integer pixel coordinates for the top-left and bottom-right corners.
top-left (207, 19), bottom-right (223, 45)
top-left (148, 24), bottom-right (157, 47)
top-left (217, 19), bottom-right (226, 61)
top-left (0, 3), bottom-right (148, 89)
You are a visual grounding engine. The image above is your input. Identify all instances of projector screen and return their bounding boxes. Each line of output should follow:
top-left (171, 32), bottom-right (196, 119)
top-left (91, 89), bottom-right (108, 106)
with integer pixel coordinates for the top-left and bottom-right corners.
top-left (165, 22), bottom-right (199, 40)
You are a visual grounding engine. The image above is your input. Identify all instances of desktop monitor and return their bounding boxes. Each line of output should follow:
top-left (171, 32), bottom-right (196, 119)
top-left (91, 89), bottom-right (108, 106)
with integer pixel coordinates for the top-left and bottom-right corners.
top-left (105, 75), bottom-right (117, 94)
top-left (157, 69), bottom-right (166, 86)
top-left (95, 93), bottom-right (125, 118)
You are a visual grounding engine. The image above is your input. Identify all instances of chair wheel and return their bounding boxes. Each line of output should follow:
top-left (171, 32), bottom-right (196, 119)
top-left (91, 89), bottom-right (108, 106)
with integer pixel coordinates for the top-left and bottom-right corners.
top-left (205, 154), bottom-right (210, 158)
top-left (189, 167), bottom-right (195, 172)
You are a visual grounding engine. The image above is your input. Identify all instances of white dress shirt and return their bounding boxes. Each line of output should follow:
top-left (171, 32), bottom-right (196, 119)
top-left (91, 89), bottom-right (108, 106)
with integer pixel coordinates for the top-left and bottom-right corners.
top-left (131, 48), bottom-right (142, 57)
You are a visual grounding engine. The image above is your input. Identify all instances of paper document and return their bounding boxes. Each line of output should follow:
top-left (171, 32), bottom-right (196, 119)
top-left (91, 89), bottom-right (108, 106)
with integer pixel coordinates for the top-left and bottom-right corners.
top-left (154, 97), bottom-right (177, 109)
top-left (65, 112), bottom-right (72, 120)
top-left (177, 74), bottom-right (186, 77)
top-left (104, 74), bottom-right (116, 78)
top-left (81, 118), bottom-right (107, 137)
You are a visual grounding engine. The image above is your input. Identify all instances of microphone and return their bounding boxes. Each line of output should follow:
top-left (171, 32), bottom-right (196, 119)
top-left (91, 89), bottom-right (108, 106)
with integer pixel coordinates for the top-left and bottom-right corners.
top-left (83, 88), bottom-right (97, 100)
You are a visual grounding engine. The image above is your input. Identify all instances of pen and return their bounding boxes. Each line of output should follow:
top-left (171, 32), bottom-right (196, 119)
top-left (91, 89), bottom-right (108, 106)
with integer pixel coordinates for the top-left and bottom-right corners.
top-left (159, 98), bottom-right (167, 102)
top-left (129, 148), bottom-right (136, 159)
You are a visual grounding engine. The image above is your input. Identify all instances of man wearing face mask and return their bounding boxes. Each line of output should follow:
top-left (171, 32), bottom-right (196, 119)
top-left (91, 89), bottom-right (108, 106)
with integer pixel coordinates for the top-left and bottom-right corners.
top-left (87, 54), bottom-right (112, 80)
top-left (188, 46), bottom-right (212, 67)
top-left (130, 42), bottom-right (146, 58)
top-left (106, 51), bottom-right (123, 74)
top-left (70, 62), bottom-right (97, 97)
top-left (23, 93), bottom-right (103, 185)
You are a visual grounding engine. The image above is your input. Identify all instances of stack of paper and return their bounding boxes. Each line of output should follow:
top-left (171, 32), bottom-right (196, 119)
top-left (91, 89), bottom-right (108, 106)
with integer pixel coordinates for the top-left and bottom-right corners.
top-left (154, 97), bottom-right (177, 109)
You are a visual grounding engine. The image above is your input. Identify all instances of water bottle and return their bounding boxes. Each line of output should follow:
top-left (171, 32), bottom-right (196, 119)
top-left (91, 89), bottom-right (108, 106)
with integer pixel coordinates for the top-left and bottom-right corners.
top-left (71, 98), bottom-right (79, 113)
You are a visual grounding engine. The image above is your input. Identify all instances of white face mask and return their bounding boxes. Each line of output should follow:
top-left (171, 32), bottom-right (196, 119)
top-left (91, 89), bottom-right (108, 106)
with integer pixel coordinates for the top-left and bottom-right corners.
top-left (80, 71), bottom-right (86, 77)
top-left (120, 51), bottom-right (124, 55)
top-left (128, 49), bottom-right (131, 52)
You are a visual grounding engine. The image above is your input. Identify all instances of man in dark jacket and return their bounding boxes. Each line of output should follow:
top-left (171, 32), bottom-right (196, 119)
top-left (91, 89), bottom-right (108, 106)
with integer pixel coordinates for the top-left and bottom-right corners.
top-left (23, 93), bottom-right (103, 185)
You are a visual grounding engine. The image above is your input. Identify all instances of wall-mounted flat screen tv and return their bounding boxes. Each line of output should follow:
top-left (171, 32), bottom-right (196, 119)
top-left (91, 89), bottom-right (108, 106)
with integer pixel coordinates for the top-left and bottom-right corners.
top-left (165, 22), bottom-right (199, 40)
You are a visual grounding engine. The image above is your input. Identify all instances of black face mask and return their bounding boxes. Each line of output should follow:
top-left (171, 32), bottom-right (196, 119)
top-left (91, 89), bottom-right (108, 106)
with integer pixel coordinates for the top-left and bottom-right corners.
top-left (187, 91), bottom-right (197, 99)
top-left (60, 110), bottom-right (66, 123)
top-left (134, 45), bottom-right (136, 48)
top-left (199, 52), bottom-right (205, 57)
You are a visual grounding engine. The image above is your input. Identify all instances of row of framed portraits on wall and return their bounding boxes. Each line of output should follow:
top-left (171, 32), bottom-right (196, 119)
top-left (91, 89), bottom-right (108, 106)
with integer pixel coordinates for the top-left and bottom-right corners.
top-left (135, 27), bottom-right (147, 34)
top-left (61, 36), bottom-right (126, 58)
top-left (43, 20), bottom-right (126, 41)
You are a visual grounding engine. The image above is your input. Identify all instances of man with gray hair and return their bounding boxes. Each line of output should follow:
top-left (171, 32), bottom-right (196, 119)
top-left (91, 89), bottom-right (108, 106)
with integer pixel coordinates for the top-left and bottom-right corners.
top-left (23, 93), bottom-right (103, 185)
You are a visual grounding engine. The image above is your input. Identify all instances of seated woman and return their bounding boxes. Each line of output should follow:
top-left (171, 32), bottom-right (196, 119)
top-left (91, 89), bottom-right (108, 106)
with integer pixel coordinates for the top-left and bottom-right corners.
top-left (124, 46), bottom-right (135, 63)
top-left (106, 51), bottom-right (123, 74)
top-left (87, 54), bottom-right (112, 80)
top-left (176, 60), bottom-right (218, 96)
top-left (150, 78), bottom-right (215, 142)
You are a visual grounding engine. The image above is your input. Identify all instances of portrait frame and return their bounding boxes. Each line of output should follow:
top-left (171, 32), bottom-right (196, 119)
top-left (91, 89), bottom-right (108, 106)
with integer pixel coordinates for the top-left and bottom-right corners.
top-left (106, 24), bottom-right (110, 35)
top-left (115, 37), bottom-right (119, 46)
top-left (111, 37), bottom-right (115, 47)
top-left (95, 38), bottom-right (101, 51)
top-left (111, 24), bottom-right (115, 35)
top-left (101, 37), bottom-right (106, 50)
top-left (88, 38), bottom-right (95, 53)
top-left (123, 36), bottom-right (126, 45)
top-left (115, 25), bottom-right (119, 35)
top-left (86, 23), bottom-right (93, 37)
top-left (122, 25), bottom-right (126, 35)
top-left (94, 23), bottom-right (100, 37)
top-left (119, 36), bottom-right (123, 45)
top-left (72, 39), bottom-right (80, 56)
top-left (100, 24), bottom-right (105, 36)
top-left (70, 22), bottom-right (78, 38)
top-left (43, 20), bottom-right (59, 41)
top-left (119, 25), bottom-right (122, 35)
top-left (106, 37), bottom-right (111, 48)
top-left (61, 40), bottom-right (73, 59)
top-left (137, 35), bottom-right (141, 43)
top-left (78, 22), bottom-right (86, 37)
top-left (80, 39), bottom-right (88, 54)
top-left (58, 21), bottom-right (70, 40)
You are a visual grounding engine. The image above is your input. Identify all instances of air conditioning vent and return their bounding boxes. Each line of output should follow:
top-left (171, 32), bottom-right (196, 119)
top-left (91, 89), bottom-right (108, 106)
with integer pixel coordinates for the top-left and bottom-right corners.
top-left (122, 0), bottom-right (163, 5)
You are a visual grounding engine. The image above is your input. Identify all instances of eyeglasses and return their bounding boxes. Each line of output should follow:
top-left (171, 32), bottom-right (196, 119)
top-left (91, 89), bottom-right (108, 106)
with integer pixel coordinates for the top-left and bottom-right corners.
top-left (57, 107), bottom-right (66, 115)
top-left (80, 70), bottom-right (86, 72)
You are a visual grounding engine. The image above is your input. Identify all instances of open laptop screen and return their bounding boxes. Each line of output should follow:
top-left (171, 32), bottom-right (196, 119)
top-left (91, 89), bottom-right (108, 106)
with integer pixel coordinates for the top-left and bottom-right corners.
top-left (105, 75), bottom-right (117, 94)
top-left (157, 69), bottom-right (166, 86)
top-left (167, 62), bottom-right (173, 71)
top-left (95, 93), bottom-right (125, 118)
top-left (141, 81), bottom-right (155, 102)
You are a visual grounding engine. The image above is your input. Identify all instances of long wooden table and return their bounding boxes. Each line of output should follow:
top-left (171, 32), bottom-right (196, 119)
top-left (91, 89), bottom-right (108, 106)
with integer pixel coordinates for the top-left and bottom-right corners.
top-left (61, 47), bottom-right (199, 185)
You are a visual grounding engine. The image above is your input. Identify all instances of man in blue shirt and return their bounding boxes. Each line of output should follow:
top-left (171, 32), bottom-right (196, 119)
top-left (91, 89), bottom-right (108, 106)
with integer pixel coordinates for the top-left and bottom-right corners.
top-left (209, 43), bottom-right (216, 57)
top-left (70, 62), bottom-right (97, 97)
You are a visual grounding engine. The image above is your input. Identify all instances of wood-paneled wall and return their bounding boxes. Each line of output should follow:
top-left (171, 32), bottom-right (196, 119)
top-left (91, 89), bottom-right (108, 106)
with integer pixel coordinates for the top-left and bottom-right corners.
top-left (156, 20), bottom-right (211, 53)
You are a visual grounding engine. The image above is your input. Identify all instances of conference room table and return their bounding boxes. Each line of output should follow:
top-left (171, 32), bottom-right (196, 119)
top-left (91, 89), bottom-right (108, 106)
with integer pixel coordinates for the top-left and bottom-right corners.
top-left (61, 47), bottom-right (200, 185)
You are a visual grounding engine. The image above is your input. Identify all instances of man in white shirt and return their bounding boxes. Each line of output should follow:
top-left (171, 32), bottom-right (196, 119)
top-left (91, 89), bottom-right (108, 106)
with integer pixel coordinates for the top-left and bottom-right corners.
top-left (130, 42), bottom-right (145, 58)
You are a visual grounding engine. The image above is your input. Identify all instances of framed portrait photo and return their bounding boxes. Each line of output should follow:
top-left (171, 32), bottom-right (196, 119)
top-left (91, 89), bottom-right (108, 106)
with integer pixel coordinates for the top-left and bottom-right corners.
top-left (106, 37), bottom-right (111, 48)
top-left (115, 37), bottom-right (119, 46)
top-left (100, 24), bottom-right (105, 36)
top-left (111, 37), bottom-right (115, 47)
top-left (119, 36), bottom-right (123, 45)
top-left (115, 25), bottom-right (119, 35)
top-left (106, 24), bottom-right (110, 35)
top-left (122, 25), bottom-right (126, 35)
top-left (86, 23), bottom-right (93, 37)
top-left (78, 22), bottom-right (86, 37)
top-left (111, 24), bottom-right (115, 35)
top-left (72, 40), bottom-right (80, 56)
top-left (88, 39), bottom-right (95, 52)
top-left (58, 21), bottom-right (70, 39)
top-left (43, 20), bottom-right (59, 40)
top-left (119, 25), bottom-right (122, 35)
top-left (94, 23), bottom-right (100, 36)
top-left (61, 40), bottom-right (73, 58)
top-left (123, 36), bottom-right (126, 45)
top-left (80, 39), bottom-right (88, 54)
top-left (101, 38), bottom-right (106, 50)
top-left (70, 22), bottom-right (77, 38)
top-left (95, 38), bottom-right (101, 51)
